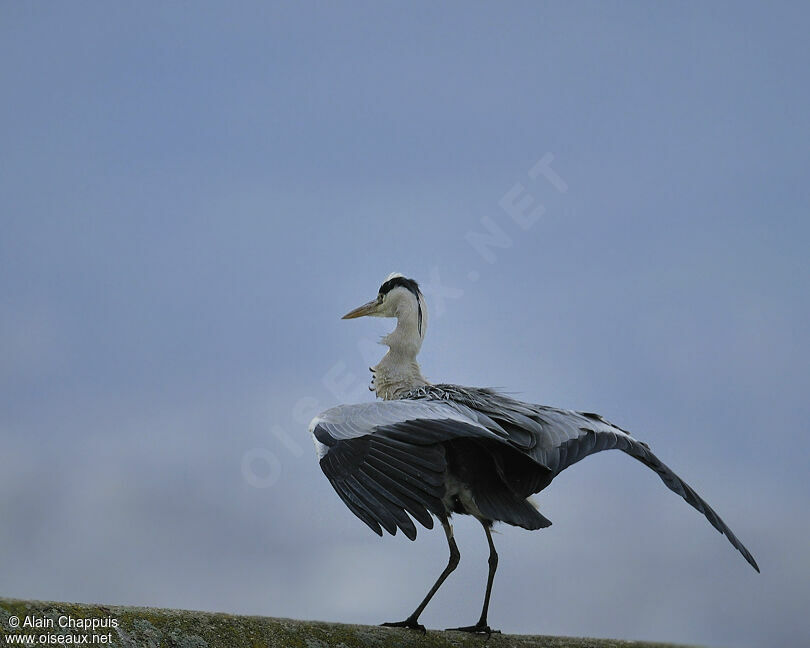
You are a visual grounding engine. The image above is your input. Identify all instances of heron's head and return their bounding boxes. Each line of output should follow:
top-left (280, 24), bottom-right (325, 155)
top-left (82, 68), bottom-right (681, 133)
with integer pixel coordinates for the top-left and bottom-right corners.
top-left (342, 272), bottom-right (427, 339)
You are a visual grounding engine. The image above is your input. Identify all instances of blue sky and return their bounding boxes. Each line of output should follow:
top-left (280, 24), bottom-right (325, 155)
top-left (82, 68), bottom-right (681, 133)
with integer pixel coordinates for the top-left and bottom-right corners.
top-left (2, 3), bottom-right (809, 647)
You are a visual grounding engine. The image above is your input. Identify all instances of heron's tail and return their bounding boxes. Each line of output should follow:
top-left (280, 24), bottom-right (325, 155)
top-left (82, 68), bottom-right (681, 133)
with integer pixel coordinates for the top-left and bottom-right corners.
top-left (474, 485), bottom-right (553, 530)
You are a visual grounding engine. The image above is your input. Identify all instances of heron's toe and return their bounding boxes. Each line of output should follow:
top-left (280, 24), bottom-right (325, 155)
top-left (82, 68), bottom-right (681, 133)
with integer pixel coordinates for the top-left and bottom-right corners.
top-left (381, 619), bottom-right (426, 634)
top-left (446, 623), bottom-right (500, 637)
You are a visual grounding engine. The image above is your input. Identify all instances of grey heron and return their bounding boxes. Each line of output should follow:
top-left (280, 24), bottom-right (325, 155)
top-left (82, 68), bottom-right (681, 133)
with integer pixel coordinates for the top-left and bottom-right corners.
top-left (310, 273), bottom-right (759, 635)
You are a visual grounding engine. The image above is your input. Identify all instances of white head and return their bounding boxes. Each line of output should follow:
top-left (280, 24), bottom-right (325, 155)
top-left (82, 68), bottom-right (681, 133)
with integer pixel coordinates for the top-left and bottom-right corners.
top-left (342, 272), bottom-right (428, 352)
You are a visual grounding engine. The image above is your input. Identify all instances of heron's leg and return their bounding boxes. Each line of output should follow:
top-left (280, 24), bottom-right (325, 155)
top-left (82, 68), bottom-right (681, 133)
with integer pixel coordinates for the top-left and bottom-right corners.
top-left (446, 520), bottom-right (501, 636)
top-left (381, 516), bottom-right (459, 633)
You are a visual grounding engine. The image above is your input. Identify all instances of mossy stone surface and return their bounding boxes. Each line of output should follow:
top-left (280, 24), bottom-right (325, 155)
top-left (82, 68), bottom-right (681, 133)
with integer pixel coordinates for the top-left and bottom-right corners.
top-left (0, 598), bottom-right (697, 648)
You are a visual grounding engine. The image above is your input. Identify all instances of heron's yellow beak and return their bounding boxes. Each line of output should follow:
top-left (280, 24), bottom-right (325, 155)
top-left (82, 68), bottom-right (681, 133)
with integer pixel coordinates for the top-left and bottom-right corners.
top-left (342, 299), bottom-right (381, 319)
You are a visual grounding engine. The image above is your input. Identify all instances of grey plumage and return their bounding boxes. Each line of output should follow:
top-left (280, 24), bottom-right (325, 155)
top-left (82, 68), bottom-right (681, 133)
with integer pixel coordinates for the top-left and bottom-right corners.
top-left (311, 383), bottom-right (759, 572)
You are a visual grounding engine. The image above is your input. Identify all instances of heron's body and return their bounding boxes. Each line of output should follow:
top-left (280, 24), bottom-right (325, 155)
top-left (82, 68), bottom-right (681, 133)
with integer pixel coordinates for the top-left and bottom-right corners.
top-left (310, 273), bottom-right (758, 634)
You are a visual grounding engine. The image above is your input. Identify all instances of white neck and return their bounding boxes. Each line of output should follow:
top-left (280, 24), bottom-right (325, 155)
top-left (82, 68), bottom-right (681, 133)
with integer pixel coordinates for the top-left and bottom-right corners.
top-left (371, 298), bottom-right (429, 400)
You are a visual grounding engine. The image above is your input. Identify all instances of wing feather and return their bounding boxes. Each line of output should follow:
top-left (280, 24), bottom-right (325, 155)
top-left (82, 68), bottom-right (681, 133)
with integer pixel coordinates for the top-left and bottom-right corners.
top-left (311, 400), bottom-right (499, 539)
top-left (359, 463), bottom-right (435, 529)
top-left (333, 478), bottom-right (382, 536)
top-left (342, 475), bottom-right (399, 536)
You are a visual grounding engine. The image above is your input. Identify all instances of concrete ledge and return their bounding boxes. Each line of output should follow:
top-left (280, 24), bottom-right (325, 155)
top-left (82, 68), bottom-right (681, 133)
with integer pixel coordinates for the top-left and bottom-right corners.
top-left (0, 598), bottom-right (695, 648)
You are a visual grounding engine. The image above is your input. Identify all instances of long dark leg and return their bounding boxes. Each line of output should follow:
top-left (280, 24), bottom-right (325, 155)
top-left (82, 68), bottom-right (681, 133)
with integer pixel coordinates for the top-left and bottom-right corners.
top-left (381, 516), bottom-right (460, 633)
top-left (446, 520), bottom-right (501, 635)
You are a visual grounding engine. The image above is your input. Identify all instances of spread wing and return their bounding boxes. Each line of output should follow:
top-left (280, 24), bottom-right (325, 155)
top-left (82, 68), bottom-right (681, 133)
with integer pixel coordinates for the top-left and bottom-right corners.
top-left (309, 400), bottom-right (509, 540)
top-left (538, 407), bottom-right (759, 571)
top-left (311, 389), bottom-right (759, 573)
top-left (407, 384), bottom-right (760, 572)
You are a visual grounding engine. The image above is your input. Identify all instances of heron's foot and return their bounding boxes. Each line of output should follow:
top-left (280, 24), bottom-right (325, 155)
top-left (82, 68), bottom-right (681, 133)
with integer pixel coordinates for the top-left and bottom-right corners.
top-left (381, 618), bottom-right (426, 634)
top-left (446, 623), bottom-right (500, 637)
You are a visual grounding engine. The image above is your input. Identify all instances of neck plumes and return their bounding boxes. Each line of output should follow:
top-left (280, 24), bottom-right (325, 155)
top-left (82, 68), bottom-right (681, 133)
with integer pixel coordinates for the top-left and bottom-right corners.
top-left (371, 302), bottom-right (429, 400)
